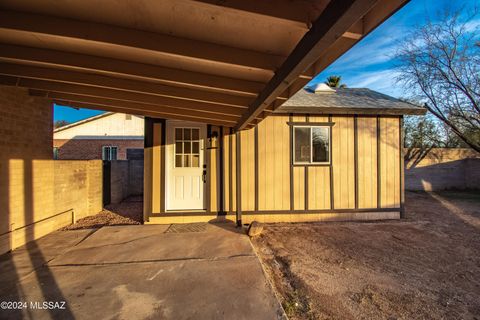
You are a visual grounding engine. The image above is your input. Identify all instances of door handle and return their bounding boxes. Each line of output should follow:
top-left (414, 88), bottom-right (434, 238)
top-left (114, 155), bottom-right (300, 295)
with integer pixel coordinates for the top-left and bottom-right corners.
top-left (202, 170), bottom-right (207, 183)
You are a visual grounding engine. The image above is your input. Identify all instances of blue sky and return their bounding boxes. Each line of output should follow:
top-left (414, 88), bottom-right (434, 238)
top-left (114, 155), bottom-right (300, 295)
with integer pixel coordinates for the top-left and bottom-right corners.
top-left (54, 0), bottom-right (477, 123)
top-left (314, 0), bottom-right (478, 97)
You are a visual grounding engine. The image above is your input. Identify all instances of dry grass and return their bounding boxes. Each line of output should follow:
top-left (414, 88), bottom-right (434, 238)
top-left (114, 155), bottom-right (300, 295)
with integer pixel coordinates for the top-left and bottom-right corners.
top-left (252, 191), bottom-right (480, 320)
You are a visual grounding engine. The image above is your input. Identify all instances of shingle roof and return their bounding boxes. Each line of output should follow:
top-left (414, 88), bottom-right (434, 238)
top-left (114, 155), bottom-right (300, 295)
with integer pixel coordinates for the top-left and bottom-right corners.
top-left (274, 88), bottom-right (427, 115)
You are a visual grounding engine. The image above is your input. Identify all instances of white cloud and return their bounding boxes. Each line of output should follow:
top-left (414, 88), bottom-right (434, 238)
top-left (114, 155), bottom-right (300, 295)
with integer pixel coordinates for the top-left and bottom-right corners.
top-left (347, 69), bottom-right (406, 97)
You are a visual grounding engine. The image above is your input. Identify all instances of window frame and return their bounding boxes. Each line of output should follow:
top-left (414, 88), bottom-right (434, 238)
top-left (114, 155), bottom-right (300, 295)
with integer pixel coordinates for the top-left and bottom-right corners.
top-left (102, 146), bottom-right (118, 161)
top-left (292, 125), bottom-right (331, 166)
top-left (53, 147), bottom-right (59, 160)
top-left (173, 126), bottom-right (201, 168)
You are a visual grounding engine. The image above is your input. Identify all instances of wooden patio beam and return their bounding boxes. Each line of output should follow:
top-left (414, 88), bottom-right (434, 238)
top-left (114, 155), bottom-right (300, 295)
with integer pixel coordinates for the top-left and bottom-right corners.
top-left (235, 0), bottom-right (378, 130)
top-left (0, 44), bottom-right (265, 95)
top-left (33, 90), bottom-right (240, 124)
top-left (52, 100), bottom-right (235, 127)
top-left (0, 63), bottom-right (254, 107)
top-left (0, 10), bottom-right (285, 71)
top-left (0, 76), bottom-right (246, 116)
top-left (195, 0), bottom-right (328, 26)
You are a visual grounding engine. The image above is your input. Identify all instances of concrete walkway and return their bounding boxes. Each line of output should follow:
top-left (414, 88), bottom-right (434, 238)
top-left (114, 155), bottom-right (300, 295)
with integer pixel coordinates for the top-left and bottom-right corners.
top-left (0, 223), bottom-right (284, 320)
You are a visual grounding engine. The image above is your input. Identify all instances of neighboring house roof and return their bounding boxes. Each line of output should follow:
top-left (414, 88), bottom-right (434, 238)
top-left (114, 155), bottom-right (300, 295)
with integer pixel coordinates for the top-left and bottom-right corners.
top-left (54, 112), bottom-right (114, 133)
top-left (275, 87), bottom-right (427, 115)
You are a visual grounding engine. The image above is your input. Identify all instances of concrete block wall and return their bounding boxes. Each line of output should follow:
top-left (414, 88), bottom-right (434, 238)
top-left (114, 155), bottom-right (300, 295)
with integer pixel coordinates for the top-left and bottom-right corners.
top-left (110, 160), bottom-right (144, 204)
top-left (110, 161), bottom-right (129, 204)
top-left (465, 158), bottom-right (480, 189)
top-left (0, 86), bottom-right (103, 254)
top-left (128, 160), bottom-right (144, 195)
top-left (54, 160), bottom-right (103, 220)
top-left (405, 148), bottom-right (480, 191)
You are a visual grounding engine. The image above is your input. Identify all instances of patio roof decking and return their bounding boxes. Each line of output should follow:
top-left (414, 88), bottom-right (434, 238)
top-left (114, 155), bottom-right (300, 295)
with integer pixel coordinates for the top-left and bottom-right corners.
top-left (0, 0), bottom-right (409, 129)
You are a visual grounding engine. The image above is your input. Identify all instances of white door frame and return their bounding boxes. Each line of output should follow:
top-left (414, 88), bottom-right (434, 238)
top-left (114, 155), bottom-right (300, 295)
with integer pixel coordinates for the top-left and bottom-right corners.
top-left (165, 120), bottom-right (207, 211)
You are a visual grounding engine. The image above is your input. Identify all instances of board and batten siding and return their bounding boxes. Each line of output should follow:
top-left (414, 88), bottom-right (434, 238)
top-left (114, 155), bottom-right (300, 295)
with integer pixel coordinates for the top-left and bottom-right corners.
top-left (144, 114), bottom-right (403, 224)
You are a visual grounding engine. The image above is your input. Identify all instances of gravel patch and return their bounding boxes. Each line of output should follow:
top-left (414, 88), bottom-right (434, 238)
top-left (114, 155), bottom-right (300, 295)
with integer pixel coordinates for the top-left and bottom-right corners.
top-left (62, 196), bottom-right (143, 230)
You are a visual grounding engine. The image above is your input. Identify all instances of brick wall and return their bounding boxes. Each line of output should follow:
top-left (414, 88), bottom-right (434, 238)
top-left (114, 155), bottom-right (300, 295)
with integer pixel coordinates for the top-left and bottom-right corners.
top-left (0, 86), bottom-right (103, 254)
top-left (54, 139), bottom-right (144, 160)
top-left (405, 148), bottom-right (480, 191)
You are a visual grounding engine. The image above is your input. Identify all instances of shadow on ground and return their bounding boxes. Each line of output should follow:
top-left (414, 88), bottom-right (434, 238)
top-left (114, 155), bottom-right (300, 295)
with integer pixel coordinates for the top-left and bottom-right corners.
top-left (252, 191), bottom-right (480, 320)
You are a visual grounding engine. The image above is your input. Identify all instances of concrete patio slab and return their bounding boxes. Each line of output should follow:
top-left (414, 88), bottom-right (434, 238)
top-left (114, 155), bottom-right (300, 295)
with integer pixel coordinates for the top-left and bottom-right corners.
top-left (0, 222), bottom-right (284, 320)
top-left (50, 223), bottom-right (253, 266)
top-left (0, 229), bottom-right (95, 291)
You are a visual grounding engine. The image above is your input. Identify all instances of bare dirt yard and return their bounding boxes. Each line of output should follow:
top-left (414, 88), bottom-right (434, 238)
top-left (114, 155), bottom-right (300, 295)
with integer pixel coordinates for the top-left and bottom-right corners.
top-left (62, 196), bottom-right (143, 230)
top-left (252, 191), bottom-right (480, 320)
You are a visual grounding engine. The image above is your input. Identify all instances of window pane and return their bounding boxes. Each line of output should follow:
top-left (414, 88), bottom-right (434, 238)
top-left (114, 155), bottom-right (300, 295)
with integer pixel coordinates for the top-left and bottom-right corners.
top-left (294, 127), bottom-right (311, 163)
top-left (184, 141), bottom-right (191, 153)
top-left (102, 147), bottom-right (109, 160)
top-left (111, 147), bottom-right (118, 160)
top-left (184, 128), bottom-right (191, 140)
top-left (192, 154), bottom-right (200, 167)
top-left (312, 127), bottom-right (329, 163)
top-left (175, 142), bottom-right (183, 154)
top-left (175, 155), bottom-right (183, 167)
top-left (184, 155), bottom-right (191, 167)
top-left (192, 141), bottom-right (199, 153)
top-left (175, 128), bottom-right (182, 140)
top-left (192, 128), bottom-right (199, 140)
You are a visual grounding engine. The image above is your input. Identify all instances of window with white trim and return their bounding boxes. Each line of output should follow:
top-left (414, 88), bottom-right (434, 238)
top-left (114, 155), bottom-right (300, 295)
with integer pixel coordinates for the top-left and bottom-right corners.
top-left (293, 126), bottom-right (330, 164)
top-left (102, 146), bottom-right (118, 161)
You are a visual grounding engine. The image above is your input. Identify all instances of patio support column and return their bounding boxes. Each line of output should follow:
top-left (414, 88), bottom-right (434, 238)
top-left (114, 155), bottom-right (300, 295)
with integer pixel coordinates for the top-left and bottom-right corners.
top-left (235, 131), bottom-right (242, 226)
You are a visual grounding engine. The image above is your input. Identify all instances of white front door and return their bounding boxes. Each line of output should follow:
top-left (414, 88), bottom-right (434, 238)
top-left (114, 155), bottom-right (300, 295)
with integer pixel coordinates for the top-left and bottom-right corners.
top-left (166, 120), bottom-right (206, 211)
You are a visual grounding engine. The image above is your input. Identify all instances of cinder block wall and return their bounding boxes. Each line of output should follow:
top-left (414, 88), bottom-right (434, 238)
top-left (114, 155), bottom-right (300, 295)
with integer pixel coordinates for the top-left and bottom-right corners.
top-left (0, 86), bottom-right (103, 254)
top-left (405, 148), bottom-right (480, 191)
top-left (110, 160), bottom-right (144, 204)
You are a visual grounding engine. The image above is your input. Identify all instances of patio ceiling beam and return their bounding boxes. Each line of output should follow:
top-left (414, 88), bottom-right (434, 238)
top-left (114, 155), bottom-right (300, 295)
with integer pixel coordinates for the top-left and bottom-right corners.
top-left (235, 0), bottom-right (379, 130)
top-left (0, 76), bottom-right (246, 116)
top-left (0, 44), bottom-right (265, 95)
top-left (0, 10), bottom-right (285, 71)
top-left (194, 0), bottom-right (328, 25)
top-left (51, 100), bottom-right (235, 127)
top-left (29, 90), bottom-right (240, 125)
top-left (0, 63), bottom-right (254, 107)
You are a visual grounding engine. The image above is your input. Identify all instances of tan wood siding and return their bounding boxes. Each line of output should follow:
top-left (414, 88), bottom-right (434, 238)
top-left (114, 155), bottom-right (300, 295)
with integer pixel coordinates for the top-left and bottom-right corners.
top-left (240, 128), bottom-right (255, 211)
top-left (257, 115), bottom-right (290, 211)
top-left (309, 115), bottom-right (329, 122)
top-left (293, 166), bottom-right (305, 210)
top-left (357, 117), bottom-right (378, 208)
top-left (145, 115), bottom-right (402, 223)
top-left (308, 166), bottom-right (331, 210)
top-left (380, 117), bottom-right (400, 208)
top-left (332, 116), bottom-right (355, 209)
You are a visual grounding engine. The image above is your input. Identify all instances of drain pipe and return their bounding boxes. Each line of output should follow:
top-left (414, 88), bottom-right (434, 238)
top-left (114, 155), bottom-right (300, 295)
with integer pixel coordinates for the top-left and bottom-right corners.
top-left (235, 131), bottom-right (242, 227)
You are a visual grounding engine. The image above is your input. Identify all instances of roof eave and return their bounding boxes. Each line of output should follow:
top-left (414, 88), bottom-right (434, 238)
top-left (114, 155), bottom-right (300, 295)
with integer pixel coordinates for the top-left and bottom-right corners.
top-left (274, 106), bottom-right (427, 116)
